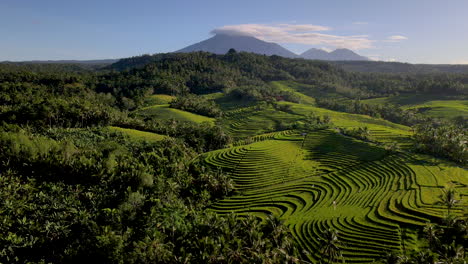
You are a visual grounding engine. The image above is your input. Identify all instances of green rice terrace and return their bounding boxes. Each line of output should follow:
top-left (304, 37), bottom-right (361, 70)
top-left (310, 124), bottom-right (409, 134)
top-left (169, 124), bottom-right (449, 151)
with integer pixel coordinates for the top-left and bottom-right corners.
top-left (204, 129), bottom-right (466, 263)
top-left (187, 83), bottom-right (466, 263)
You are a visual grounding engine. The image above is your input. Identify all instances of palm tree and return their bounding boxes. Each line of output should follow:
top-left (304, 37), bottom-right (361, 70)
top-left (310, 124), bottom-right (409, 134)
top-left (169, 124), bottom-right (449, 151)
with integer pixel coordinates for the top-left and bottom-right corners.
top-left (379, 252), bottom-right (400, 264)
top-left (437, 242), bottom-right (465, 264)
top-left (438, 188), bottom-right (460, 216)
top-left (423, 223), bottom-right (441, 249)
top-left (397, 255), bottom-right (412, 264)
top-left (411, 251), bottom-right (436, 264)
top-left (318, 228), bottom-right (345, 264)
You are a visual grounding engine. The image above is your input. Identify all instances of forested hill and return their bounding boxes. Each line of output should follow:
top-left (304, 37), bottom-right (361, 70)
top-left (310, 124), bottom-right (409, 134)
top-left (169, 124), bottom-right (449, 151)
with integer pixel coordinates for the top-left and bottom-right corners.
top-left (333, 60), bottom-right (468, 74)
top-left (103, 51), bottom-right (468, 103)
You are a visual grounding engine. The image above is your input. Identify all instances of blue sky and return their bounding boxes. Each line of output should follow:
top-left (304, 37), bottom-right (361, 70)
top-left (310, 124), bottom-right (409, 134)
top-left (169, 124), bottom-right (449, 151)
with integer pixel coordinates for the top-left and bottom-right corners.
top-left (1, 0), bottom-right (467, 63)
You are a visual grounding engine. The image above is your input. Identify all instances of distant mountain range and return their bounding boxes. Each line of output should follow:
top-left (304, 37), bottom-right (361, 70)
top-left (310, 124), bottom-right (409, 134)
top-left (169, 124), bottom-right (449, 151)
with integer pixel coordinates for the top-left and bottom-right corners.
top-left (176, 33), bottom-right (370, 61)
top-left (301, 48), bottom-right (369, 61)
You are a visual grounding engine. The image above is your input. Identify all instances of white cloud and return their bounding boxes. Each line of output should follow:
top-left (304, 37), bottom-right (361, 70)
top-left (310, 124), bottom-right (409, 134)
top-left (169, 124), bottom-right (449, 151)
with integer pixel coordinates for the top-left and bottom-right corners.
top-left (211, 23), bottom-right (374, 50)
top-left (277, 24), bottom-right (331, 32)
top-left (367, 55), bottom-right (381, 61)
top-left (451, 60), bottom-right (468, 64)
top-left (366, 54), bottom-right (398, 62)
top-left (385, 35), bottom-right (408, 42)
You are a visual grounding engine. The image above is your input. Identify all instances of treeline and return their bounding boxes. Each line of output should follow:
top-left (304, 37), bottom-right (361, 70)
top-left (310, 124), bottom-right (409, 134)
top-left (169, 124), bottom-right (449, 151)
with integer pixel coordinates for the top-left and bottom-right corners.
top-left (315, 98), bottom-right (429, 126)
top-left (116, 117), bottom-right (231, 152)
top-left (101, 50), bottom-right (468, 103)
top-left (169, 94), bottom-right (223, 117)
top-left (226, 85), bottom-right (301, 103)
top-left (4, 51), bottom-right (467, 114)
top-left (414, 124), bottom-right (467, 165)
top-left (0, 70), bottom-right (121, 128)
top-left (334, 60), bottom-right (468, 74)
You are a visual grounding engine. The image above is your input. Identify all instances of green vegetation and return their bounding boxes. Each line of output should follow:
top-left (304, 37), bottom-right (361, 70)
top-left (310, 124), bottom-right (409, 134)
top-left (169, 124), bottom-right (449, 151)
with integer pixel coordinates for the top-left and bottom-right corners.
top-left (108, 126), bottom-right (168, 142)
top-left (1, 51), bottom-right (466, 263)
top-left (135, 104), bottom-right (216, 124)
top-left (204, 130), bottom-right (466, 263)
top-left (362, 94), bottom-right (468, 121)
top-left (169, 94), bottom-right (223, 117)
top-left (143, 94), bottom-right (176, 105)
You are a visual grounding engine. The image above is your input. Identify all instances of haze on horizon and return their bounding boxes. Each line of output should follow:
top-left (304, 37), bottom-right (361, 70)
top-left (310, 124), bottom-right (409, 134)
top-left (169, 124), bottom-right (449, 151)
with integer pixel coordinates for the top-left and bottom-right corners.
top-left (1, 0), bottom-right (467, 64)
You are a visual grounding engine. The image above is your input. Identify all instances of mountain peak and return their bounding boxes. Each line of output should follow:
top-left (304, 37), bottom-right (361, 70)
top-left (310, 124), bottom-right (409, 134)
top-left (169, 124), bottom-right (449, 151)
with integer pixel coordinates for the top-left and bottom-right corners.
top-left (177, 34), bottom-right (368, 61)
top-left (176, 34), bottom-right (298, 58)
top-left (301, 48), bottom-right (369, 61)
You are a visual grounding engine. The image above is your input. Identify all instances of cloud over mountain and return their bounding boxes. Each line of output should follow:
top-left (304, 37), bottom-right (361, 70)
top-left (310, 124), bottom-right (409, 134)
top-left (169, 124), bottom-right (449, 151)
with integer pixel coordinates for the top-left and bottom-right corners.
top-left (211, 23), bottom-right (374, 50)
top-left (385, 35), bottom-right (408, 42)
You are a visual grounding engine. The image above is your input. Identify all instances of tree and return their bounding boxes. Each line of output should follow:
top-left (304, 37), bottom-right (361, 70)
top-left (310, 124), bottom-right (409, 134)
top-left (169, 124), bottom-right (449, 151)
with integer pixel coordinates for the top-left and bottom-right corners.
top-left (437, 242), bottom-right (465, 264)
top-left (318, 228), bottom-right (345, 264)
top-left (423, 223), bottom-right (441, 249)
top-left (379, 252), bottom-right (400, 264)
top-left (410, 251), bottom-right (436, 264)
top-left (438, 188), bottom-right (460, 216)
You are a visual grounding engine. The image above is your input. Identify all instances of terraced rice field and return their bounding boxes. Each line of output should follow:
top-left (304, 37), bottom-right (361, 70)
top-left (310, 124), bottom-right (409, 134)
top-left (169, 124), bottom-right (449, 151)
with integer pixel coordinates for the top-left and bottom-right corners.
top-left (280, 102), bottom-right (414, 148)
top-left (218, 106), bottom-right (301, 139)
top-left (204, 129), bottom-right (467, 263)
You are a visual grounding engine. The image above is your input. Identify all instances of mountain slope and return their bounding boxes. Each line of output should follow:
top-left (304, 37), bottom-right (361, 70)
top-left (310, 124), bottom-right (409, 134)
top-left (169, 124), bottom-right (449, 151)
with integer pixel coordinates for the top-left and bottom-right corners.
top-left (300, 48), bottom-right (333, 60)
top-left (301, 48), bottom-right (369, 61)
top-left (176, 34), bottom-right (298, 58)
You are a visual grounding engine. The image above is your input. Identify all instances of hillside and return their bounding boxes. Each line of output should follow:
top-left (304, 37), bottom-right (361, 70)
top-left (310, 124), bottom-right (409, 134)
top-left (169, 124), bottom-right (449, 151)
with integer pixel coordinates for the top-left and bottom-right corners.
top-left (1, 52), bottom-right (466, 264)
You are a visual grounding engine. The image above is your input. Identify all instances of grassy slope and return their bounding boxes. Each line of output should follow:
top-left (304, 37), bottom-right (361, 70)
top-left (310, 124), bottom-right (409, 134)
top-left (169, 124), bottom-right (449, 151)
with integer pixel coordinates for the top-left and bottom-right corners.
top-left (108, 126), bottom-right (168, 142)
top-left (363, 94), bottom-right (468, 120)
top-left (270, 81), bottom-right (316, 105)
top-left (135, 104), bottom-right (215, 124)
top-left (143, 94), bottom-right (176, 105)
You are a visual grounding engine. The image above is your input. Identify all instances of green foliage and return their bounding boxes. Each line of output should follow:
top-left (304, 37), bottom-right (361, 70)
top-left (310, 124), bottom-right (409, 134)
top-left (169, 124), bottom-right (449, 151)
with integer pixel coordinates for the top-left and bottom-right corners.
top-left (116, 118), bottom-right (231, 152)
top-left (316, 98), bottom-right (429, 126)
top-left (413, 124), bottom-right (467, 165)
top-left (318, 229), bottom-right (345, 264)
top-left (0, 71), bottom-right (121, 127)
top-left (169, 94), bottom-right (223, 117)
top-left (108, 126), bottom-right (168, 142)
top-left (136, 104), bottom-right (216, 124)
top-left (226, 85), bottom-right (301, 103)
top-left (338, 127), bottom-right (371, 141)
top-left (0, 128), bottom-right (300, 263)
